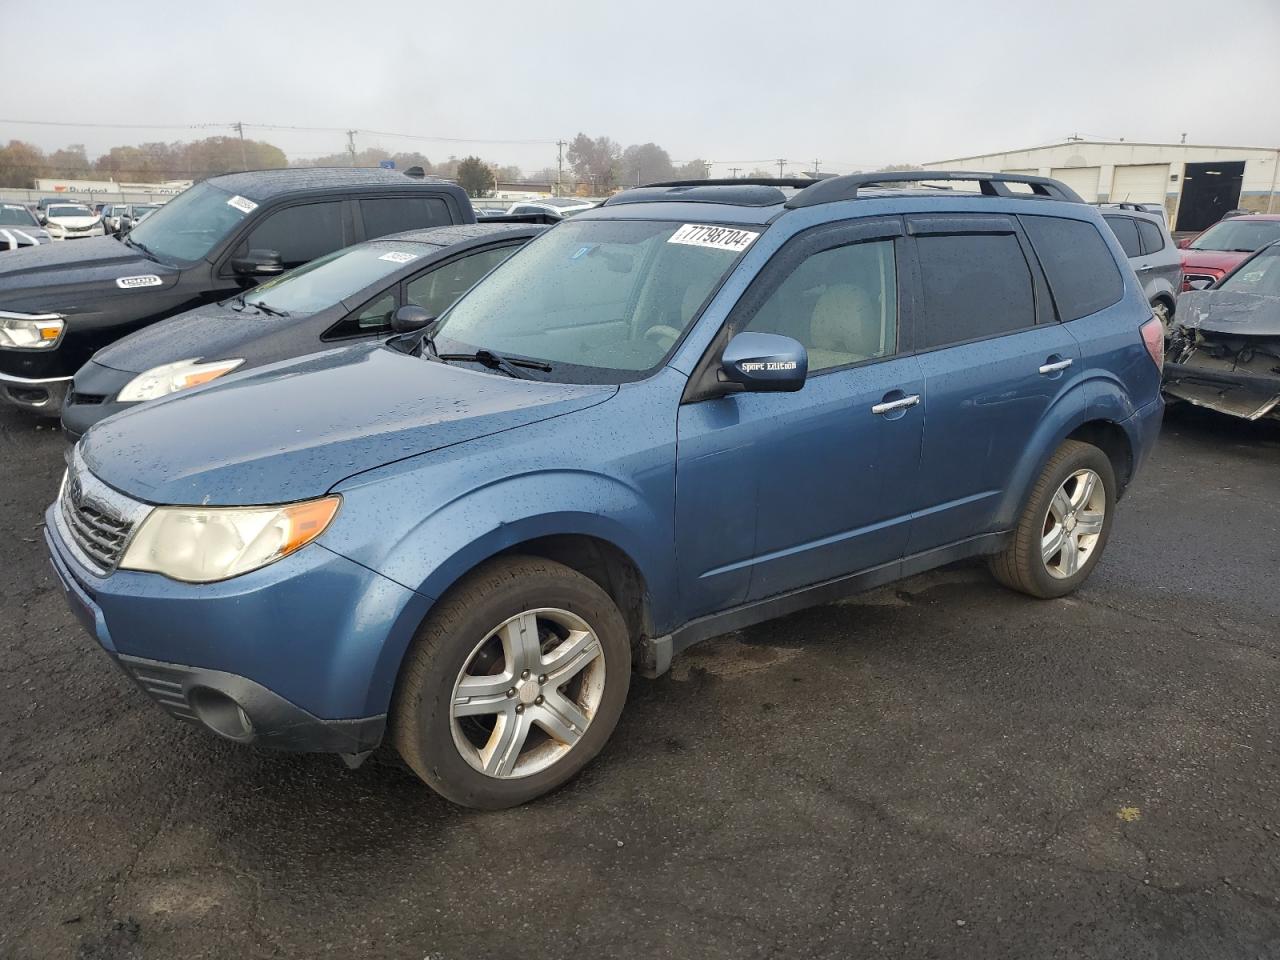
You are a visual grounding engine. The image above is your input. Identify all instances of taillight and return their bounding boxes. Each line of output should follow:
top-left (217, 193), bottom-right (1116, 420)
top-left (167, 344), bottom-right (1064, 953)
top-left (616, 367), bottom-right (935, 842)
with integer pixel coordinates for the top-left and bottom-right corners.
top-left (1140, 316), bottom-right (1164, 369)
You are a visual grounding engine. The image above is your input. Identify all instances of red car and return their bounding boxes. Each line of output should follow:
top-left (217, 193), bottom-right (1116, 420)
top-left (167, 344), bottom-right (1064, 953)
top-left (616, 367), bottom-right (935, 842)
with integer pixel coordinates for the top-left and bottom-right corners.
top-left (1178, 213), bottom-right (1280, 290)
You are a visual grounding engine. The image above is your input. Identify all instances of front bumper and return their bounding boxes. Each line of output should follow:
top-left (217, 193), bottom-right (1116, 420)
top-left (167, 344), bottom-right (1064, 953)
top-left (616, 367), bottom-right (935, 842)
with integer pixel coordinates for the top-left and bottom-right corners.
top-left (44, 504), bottom-right (433, 754)
top-left (1164, 359), bottom-right (1280, 421)
top-left (0, 371), bottom-right (71, 415)
top-left (61, 360), bottom-right (136, 440)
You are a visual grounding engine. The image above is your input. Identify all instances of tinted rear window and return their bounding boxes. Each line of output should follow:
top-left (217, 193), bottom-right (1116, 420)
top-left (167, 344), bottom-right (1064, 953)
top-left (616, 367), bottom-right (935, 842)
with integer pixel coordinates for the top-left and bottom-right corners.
top-left (1021, 216), bottom-right (1125, 322)
top-left (1136, 218), bottom-right (1164, 255)
top-left (360, 197), bottom-right (451, 239)
top-left (1103, 216), bottom-right (1142, 258)
top-left (915, 233), bottom-right (1036, 349)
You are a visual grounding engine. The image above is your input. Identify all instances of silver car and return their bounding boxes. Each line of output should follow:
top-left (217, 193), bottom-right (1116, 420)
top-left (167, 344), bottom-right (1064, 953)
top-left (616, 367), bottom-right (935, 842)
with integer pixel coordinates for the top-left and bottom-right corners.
top-left (1100, 206), bottom-right (1181, 329)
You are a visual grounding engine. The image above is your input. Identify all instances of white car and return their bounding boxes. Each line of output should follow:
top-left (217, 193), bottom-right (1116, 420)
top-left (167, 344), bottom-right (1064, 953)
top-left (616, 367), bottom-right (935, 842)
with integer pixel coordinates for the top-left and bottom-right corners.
top-left (41, 203), bottom-right (105, 241)
top-left (505, 197), bottom-right (597, 219)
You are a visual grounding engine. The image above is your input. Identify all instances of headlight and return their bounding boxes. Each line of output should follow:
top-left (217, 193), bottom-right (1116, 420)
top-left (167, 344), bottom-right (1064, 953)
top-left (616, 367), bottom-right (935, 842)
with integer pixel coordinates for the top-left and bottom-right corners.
top-left (117, 357), bottom-right (245, 402)
top-left (120, 496), bottom-right (341, 583)
top-left (0, 312), bottom-right (65, 350)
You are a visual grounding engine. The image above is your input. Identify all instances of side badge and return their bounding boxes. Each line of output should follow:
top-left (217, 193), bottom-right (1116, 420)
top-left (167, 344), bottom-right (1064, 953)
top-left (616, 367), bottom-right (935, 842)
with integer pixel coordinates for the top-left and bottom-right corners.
top-left (116, 275), bottom-right (163, 289)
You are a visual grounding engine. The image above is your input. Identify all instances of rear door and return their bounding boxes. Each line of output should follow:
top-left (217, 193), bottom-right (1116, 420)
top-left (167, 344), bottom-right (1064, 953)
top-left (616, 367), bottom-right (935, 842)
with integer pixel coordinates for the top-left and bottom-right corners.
top-left (904, 214), bottom-right (1081, 554)
top-left (675, 218), bottom-right (924, 614)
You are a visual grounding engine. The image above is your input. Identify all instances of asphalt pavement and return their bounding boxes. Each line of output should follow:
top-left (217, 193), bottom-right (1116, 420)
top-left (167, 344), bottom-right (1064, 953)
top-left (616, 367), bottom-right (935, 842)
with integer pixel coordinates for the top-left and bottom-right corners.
top-left (1, 402), bottom-right (1278, 960)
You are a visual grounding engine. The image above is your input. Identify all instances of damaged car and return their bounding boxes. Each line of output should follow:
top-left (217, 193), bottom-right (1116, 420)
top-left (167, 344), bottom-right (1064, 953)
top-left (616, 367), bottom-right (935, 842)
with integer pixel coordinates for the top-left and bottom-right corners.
top-left (1165, 240), bottom-right (1280, 421)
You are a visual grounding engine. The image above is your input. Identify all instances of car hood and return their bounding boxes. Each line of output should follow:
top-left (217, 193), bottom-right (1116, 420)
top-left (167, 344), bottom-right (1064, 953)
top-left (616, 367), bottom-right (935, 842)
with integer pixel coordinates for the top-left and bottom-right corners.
top-left (92, 300), bottom-right (286, 373)
top-left (80, 342), bottom-right (616, 506)
top-left (47, 216), bottom-right (100, 228)
top-left (1180, 249), bottom-right (1249, 273)
top-left (0, 235), bottom-right (178, 307)
top-left (1175, 290), bottom-right (1280, 337)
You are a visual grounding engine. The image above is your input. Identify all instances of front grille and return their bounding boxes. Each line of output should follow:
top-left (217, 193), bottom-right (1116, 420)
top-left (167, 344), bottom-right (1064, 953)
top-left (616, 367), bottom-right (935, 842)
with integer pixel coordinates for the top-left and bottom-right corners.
top-left (57, 447), bottom-right (151, 575)
top-left (1184, 273), bottom-right (1217, 290)
top-left (67, 391), bottom-right (106, 405)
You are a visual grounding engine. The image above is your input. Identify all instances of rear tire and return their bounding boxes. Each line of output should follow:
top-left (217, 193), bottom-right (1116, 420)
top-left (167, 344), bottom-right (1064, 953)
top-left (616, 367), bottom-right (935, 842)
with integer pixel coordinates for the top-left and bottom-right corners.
top-left (989, 440), bottom-right (1116, 599)
top-left (391, 555), bottom-right (631, 809)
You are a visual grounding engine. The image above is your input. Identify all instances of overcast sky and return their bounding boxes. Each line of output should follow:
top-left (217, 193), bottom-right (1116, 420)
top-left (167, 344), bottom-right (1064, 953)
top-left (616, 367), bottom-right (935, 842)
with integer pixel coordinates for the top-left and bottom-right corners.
top-left (4, 0), bottom-right (1279, 176)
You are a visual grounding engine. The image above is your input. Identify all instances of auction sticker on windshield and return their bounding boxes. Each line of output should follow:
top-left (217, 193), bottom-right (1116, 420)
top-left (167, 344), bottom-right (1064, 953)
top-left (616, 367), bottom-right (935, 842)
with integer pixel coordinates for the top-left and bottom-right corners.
top-left (668, 224), bottom-right (759, 253)
top-left (378, 251), bottom-right (418, 264)
top-left (226, 195), bottom-right (258, 214)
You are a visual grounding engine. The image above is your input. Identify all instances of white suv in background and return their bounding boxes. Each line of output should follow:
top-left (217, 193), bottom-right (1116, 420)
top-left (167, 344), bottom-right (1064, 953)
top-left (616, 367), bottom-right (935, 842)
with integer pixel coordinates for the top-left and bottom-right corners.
top-left (41, 203), bottom-right (105, 241)
top-left (505, 197), bottom-right (596, 219)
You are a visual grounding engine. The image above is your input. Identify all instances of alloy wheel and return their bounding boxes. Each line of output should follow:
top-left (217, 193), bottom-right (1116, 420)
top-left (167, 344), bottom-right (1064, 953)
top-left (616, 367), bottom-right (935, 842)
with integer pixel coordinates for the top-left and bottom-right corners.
top-left (1041, 468), bottom-right (1106, 579)
top-left (450, 608), bottom-right (606, 778)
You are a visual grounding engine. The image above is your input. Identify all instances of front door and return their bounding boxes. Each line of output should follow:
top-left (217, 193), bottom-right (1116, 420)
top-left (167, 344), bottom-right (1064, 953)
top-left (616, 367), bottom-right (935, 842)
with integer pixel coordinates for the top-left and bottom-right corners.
top-left (675, 218), bottom-right (924, 617)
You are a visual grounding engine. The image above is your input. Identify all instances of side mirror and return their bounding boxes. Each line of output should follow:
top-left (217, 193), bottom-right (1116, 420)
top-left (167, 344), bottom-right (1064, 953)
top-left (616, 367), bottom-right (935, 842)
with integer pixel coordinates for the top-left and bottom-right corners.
top-left (231, 249), bottom-right (284, 277)
top-left (719, 332), bottom-right (807, 393)
top-left (1176, 237), bottom-right (1192, 249)
top-left (391, 304), bottom-right (435, 333)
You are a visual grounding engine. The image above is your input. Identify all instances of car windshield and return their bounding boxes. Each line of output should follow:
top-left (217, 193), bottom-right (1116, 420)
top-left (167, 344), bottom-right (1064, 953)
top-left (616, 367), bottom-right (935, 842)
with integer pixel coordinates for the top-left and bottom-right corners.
top-left (432, 218), bottom-right (757, 383)
top-left (0, 204), bottom-right (38, 226)
top-left (126, 181), bottom-right (253, 263)
top-left (48, 205), bottom-right (92, 218)
top-left (242, 242), bottom-right (425, 315)
top-left (1189, 219), bottom-right (1280, 253)
top-left (1218, 246), bottom-right (1280, 296)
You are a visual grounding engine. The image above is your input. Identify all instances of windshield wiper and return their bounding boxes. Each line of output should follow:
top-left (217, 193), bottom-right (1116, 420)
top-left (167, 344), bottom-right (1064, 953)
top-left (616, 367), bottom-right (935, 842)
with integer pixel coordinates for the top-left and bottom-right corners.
top-left (246, 299), bottom-right (288, 317)
top-left (124, 235), bottom-right (157, 260)
top-left (437, 349), bottom-right (552, 379)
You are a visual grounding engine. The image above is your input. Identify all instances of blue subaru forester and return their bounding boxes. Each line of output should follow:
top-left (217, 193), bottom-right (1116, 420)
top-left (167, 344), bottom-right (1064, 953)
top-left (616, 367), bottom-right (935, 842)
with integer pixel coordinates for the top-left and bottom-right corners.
top-left (46, 172), bottom-right (1164, 808)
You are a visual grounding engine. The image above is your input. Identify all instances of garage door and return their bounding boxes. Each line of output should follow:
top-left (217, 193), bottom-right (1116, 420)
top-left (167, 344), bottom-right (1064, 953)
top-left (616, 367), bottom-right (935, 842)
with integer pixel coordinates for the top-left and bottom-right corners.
top-left (1109, 164), bottom-right (1169, 204)
top-left (1050, 166), bottom-right (1101, 201)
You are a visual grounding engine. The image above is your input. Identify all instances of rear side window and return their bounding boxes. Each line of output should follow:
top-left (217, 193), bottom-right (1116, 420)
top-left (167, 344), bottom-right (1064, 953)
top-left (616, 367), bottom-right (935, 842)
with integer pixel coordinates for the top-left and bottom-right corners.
top-left (360, 197), bottom-right (451, 239)
top-left (247, 201), bottom-right (349, 269)
top-left (914, 233), bottom-right (1035, 349)
top-left (1136, 219), bottom-right (1165, 255)
top-left (1103, 215), bottom-right (1141, 258)
top-left (1022, 216), bottom-right (1125, 322)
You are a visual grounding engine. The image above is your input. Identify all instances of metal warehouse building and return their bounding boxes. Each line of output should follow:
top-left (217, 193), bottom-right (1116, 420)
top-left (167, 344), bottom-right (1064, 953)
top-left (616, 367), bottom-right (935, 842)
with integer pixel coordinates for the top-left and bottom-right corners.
top-left (928, 140), bottom-right (1279, 232)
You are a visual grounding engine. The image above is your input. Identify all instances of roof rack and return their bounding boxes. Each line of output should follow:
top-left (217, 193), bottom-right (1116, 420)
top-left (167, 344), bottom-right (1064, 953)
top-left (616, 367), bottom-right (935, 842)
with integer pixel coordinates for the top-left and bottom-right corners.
top-left (784, 170), bottom-right (1083, 209)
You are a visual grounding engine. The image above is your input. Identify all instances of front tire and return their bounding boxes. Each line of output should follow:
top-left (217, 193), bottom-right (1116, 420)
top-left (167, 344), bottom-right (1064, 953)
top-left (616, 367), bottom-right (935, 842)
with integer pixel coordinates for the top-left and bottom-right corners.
top-left (989, 439), bottom-right (1116, 599)
top-left (391, 555), bottom-right (631, 809)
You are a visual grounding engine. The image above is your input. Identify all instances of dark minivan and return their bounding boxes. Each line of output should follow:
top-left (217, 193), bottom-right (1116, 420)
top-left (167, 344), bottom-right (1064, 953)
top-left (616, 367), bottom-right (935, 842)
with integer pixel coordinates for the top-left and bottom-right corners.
top-left (0, 167), bottom-right (473, 413)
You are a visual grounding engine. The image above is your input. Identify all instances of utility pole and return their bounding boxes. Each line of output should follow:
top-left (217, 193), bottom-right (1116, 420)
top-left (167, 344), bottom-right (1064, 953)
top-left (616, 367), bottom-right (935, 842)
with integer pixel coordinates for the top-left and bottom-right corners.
top-left (777, 158), bottom-right (787, 177)
top-left (1180, 132), bottom-right (1188, 144)
top-left (812, 158), bottom-right (820, 175)
top-left (556, 139), bottom-right (566, 196)
top-left (346, 130), bottom-right (358, 166)
top-left (729, 167), bottom-right (741, 179)
top-left (233, 121), bottom-right (248, 171)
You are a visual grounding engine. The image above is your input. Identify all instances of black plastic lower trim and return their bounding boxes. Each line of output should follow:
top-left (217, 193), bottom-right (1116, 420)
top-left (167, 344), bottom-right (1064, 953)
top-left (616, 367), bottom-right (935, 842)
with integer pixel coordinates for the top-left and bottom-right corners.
top-left (113, 653), bottom-right (386, 754)
top-left (664, 531), bottom-right (1008, 660)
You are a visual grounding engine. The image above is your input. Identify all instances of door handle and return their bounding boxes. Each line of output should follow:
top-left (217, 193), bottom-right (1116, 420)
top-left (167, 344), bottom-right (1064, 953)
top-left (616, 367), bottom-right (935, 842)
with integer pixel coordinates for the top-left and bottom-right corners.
top-left (871, 394), bottom-right (921, 415)
top-left (1039, 359), bottom-right (1073, 375)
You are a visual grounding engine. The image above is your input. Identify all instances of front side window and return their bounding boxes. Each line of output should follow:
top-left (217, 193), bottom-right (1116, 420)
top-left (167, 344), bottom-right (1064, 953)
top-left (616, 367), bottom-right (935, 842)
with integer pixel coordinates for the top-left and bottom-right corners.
top-left (244, 242), bottom-right (422, 316)
top-left (433, 219), bottom-right (753, 382)
top-left (1104, 216), bottom-right (1142, 258)
top-left (245, 201), bottom-right (348, 269)
top-left (406, 246), bottom-right (519, 319)
top-left (1219, 247), bottom-right (1280, 295)
top-left (0, 204), bottom-right (39, 227)
top-left (1021, 216), bottom-right (1124, 322)
top-left (128, 181), bottom-right (254, 263)
top-left (1189, 219), bottom-right (1280, 252)
top-left (742, 240), bottom-right (897, 372)
top-left (360, 197), bottom-right (451, 239)
top-left (915, 232), bottom-right (1036, 349)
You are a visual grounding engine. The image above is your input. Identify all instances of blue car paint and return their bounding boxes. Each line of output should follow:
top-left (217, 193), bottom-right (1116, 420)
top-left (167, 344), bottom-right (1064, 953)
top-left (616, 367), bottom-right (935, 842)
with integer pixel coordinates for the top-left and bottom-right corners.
top-left (48, 186), bottom-right (1163, 746)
